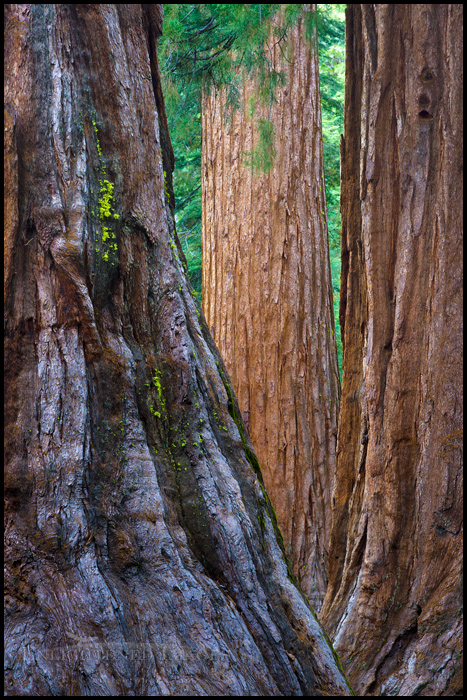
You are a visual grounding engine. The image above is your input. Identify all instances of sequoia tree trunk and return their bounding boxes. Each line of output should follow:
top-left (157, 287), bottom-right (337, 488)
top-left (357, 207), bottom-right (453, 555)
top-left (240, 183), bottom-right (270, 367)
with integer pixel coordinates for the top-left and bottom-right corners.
top-left (320, 5), bottom-right (463, 696)
top-left (202, 6), bottom-right (340, 611)
top-left (4, 5), bottom-right (352, 696)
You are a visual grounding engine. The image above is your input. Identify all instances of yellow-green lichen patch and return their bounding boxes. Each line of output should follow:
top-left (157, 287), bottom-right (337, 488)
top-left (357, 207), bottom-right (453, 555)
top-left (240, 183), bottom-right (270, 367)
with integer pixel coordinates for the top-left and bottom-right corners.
top-left (163, 170), bottom-right (170, 201)
top-left (152, 368), bottom-right (165, 407)
top-left (146, 367), bottom-right (168, 426)
top-left (91, 120), bottom-right (120, 265)
top-left (98, 179), bottom-right (118, 263)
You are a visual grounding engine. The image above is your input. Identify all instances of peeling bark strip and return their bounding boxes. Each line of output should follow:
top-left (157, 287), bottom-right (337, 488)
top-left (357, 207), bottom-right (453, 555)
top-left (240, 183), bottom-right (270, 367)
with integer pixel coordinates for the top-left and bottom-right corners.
top-left (4, 5), bottom-right (352, 696)
top-left (201, 6), bottom-right (340, 612)
top-left (320, 5), bottom-right (463, 696)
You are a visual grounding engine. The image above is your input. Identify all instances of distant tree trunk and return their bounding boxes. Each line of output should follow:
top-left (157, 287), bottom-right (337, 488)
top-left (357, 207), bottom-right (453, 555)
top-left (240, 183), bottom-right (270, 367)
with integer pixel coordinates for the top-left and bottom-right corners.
top-left (201, 6), bottom-right (340, 611)
top-left (320, 5), bottom-right (463, 696)
top-left (4, 5), bottom-right (353, 696)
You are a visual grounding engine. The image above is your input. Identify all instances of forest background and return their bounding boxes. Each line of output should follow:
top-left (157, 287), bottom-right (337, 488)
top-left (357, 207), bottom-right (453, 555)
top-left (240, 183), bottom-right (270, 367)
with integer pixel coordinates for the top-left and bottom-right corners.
top-left (158, 3), bottom-right (345, 373)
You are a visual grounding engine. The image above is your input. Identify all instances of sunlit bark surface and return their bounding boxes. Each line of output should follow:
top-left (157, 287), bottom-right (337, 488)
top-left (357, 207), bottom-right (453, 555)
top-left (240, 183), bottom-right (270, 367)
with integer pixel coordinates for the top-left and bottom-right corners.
top-left (320, 5), bottom-right (463, 696)
top-left (4, 5), bottom-right (352, 696)
top-left (202, 7), bottom-right (340, 611)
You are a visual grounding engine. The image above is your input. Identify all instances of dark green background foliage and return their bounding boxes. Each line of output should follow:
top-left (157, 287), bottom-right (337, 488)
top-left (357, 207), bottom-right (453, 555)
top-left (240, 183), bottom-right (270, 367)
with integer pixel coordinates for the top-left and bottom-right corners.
top-left (158, 4), bottom-right (345, 377)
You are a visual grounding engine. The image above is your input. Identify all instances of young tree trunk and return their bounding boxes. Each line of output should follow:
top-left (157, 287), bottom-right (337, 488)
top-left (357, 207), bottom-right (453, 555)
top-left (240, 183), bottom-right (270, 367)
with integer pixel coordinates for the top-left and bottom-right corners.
top-left (4, 5), bottom-right (353, 696)
top-left (201, 6), bottom-right (340, 612)
top-left (320, 5), bottom-right (463, 696)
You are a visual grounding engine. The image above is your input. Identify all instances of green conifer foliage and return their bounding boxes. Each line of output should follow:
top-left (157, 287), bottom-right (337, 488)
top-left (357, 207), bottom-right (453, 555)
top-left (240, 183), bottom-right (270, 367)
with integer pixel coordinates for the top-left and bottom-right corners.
top-left (317, 4), bottom-right (345, 375)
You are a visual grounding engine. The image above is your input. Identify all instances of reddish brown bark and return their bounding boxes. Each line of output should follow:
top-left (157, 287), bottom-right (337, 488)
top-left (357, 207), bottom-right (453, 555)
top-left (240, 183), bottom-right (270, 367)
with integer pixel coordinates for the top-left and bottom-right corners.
top-left (4, 5), bottom-right (353, 695)
top-left (320, 5), bottom-right (463, 696)
top-left (201, 7), bottom-right (340, 611)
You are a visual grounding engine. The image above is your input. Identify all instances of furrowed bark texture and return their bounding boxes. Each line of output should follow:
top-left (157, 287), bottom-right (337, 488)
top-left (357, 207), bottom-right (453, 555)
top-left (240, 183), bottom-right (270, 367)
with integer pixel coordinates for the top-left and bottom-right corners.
top-left (201, 8), bottom-right (340, 612)
top-left (4, 5), bottom-right (353, 696)
top-left (320, 5), bottom-right (463, 696)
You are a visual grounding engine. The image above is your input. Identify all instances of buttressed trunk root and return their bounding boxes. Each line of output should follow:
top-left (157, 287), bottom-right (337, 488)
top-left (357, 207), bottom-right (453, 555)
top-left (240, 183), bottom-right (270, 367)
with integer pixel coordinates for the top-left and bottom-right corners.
top-left (4, 5), bottom-right (352, 696)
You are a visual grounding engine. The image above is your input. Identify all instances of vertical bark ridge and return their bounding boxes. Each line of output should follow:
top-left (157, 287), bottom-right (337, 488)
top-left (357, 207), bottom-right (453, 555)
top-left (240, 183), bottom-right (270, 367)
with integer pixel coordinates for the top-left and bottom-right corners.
top-left (321, 5), bottom-right (463, 696)
top-left (202, 8), bottom-right (340, 610)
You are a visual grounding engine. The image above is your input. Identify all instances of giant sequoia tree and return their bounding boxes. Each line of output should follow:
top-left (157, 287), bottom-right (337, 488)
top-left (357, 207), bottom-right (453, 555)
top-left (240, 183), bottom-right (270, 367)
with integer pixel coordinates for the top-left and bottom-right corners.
top-left (202, 6), bottom-right (340, 611)
top-left (4, 5), bottom-right (352, 696)
top-left (320, 5), bottom-right (463, 696)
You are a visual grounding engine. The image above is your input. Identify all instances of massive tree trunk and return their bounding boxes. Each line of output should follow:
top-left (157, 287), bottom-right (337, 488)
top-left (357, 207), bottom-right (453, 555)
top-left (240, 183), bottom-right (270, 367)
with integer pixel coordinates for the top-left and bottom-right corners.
top-left (202, 6), bottom-right (340, 612)
top-left (4, 5), bottom-right (353, 696)
top-left (320, 5), bottom-right (463, 696)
